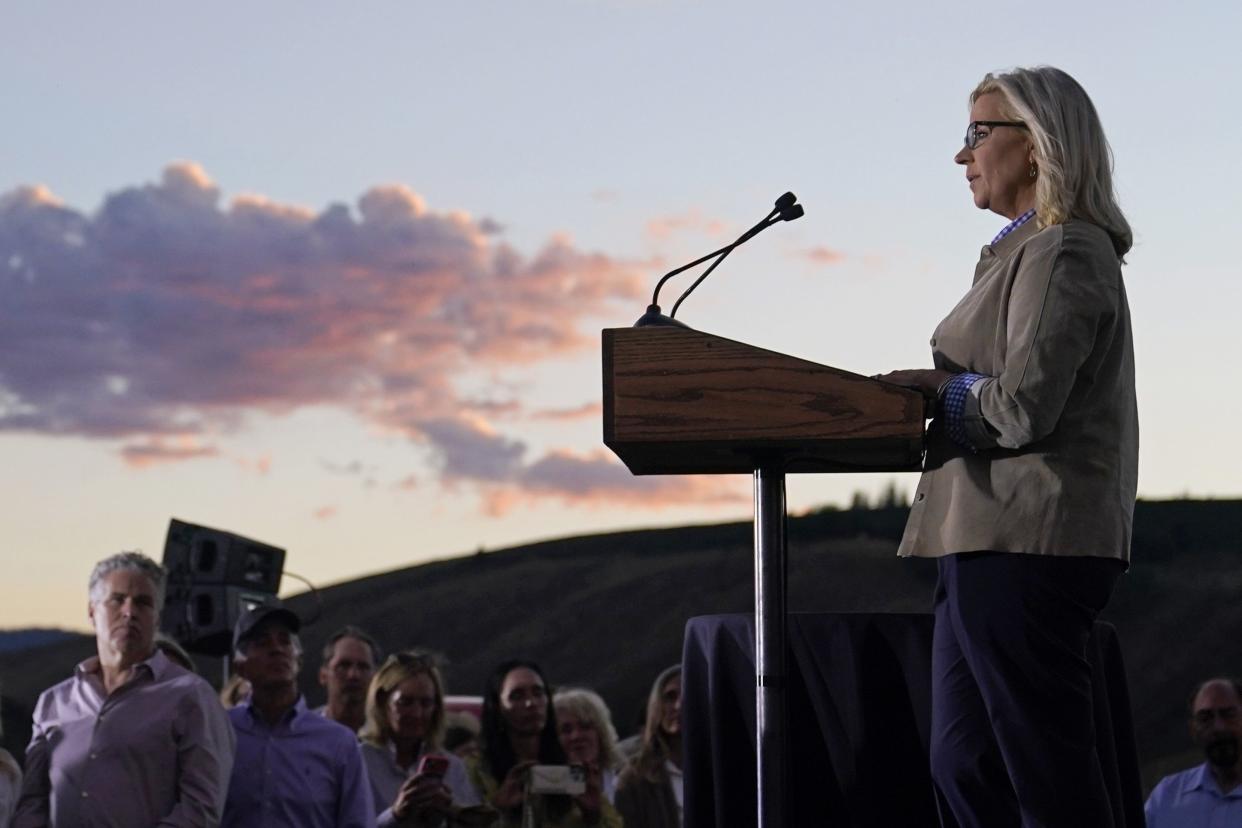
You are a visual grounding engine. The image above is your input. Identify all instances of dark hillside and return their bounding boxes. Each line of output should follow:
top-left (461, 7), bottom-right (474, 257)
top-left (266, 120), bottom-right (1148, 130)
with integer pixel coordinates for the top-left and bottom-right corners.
top-left (2, 498), bottom-right (1237, 793)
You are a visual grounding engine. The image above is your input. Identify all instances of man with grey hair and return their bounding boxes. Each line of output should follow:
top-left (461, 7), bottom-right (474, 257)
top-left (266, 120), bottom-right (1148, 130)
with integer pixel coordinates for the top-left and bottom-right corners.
top-left (15, 551), bottom-right (235, 827)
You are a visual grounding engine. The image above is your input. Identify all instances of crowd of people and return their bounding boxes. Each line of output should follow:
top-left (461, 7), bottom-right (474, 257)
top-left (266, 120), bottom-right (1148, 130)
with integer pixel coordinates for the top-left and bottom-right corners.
top-left (1, 545), bottom-right (1239, 827)
top-left (2, 552), bottom-right (686, 827)
top-left (4, 548), bottom-right (1242, 827)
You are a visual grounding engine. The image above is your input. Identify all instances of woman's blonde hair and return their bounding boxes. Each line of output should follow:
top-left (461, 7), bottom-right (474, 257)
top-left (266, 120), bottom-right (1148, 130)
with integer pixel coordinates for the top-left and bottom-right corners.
top-left (553, 687), bottom-right (624, 771)
top-left (634, 665), bottom-right (680, 782)
top-left (219, 674), bottom-right (250, 708)
top-left (360, 650), bottom-right (447, 750)
top-left (972, 66), bottom-right (1132, 260)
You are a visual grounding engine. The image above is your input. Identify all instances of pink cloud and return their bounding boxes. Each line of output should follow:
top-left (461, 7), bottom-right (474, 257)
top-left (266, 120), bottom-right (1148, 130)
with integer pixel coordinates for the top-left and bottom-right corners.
top-left (801, 245), bottom-right (846, 265)
top-left (235, 454), bottom-right (273, 475)
top-left (459, 398), bottom-right (523, 418)
top-left (530, 401), bottom-right (602, 421)
top-left (119, 436), bottom-right (220, 468)
top-left (646, 209), bottom-right (729, 242)
top-left (0, 165), bottom-right (752, 517)
top-left (0, 164), bottom-right (645, 450)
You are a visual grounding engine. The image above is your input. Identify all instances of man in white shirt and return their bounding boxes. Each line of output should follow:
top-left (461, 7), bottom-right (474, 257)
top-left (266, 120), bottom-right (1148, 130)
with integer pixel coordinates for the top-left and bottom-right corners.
top-left (1145, 677), bottom-right (1242, 827)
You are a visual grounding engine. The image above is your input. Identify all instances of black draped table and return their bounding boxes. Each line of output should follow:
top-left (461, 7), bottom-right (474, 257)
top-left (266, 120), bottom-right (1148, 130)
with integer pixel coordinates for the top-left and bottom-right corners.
top-left (681, 613), bottom-right (1143, 828)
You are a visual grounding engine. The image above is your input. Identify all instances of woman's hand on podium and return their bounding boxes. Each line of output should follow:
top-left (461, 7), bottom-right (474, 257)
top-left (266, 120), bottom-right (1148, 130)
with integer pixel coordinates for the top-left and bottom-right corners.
top-left (873, 369), bottom-right (954, 403)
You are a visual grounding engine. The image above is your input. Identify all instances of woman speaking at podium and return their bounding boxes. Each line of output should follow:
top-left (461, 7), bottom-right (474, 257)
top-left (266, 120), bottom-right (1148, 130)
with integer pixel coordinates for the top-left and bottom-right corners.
top-left (877, 66), bottom-right (1137, 827)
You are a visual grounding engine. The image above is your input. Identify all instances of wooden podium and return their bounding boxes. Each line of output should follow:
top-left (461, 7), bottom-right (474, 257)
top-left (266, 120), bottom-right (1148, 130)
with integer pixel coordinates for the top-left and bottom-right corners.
top-left (602, 326), bottom-right (925, 828)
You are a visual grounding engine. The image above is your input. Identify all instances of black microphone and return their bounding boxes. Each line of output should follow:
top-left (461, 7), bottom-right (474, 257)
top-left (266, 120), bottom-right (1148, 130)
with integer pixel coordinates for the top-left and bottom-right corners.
top-left (634, 192), bottom-right (804, 327)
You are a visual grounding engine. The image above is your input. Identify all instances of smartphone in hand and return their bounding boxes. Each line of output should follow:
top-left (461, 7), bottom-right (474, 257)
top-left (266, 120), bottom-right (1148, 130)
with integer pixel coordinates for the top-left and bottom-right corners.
top-left (415, 754), bottom-right (450, 778)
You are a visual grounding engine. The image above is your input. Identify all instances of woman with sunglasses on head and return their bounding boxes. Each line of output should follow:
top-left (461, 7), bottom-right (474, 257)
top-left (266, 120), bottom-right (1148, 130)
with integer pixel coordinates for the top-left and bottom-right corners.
top-left (360, 651), bottom-right (482, 827)
top-left (468, 659), bottom-right (621, 827)
top-left (877, 67), bottom-right (1137, 827)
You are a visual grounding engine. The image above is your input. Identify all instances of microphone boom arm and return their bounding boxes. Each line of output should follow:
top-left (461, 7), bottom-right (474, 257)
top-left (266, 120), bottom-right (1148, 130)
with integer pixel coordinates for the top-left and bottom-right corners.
top-left (669, 214), bottom-right (781, 319)
top-left (634, 192), bottom-right (803, 328)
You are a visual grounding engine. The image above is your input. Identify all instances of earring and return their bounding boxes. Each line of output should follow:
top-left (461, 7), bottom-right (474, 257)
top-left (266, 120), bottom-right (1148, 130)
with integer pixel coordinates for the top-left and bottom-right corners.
top-left (1029, 165), bottom-right (1038, 179)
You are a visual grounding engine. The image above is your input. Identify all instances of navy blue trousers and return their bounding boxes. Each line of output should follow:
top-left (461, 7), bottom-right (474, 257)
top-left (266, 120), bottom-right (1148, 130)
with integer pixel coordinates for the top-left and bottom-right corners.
top-left (930, 552), bottom-right (1125, 828)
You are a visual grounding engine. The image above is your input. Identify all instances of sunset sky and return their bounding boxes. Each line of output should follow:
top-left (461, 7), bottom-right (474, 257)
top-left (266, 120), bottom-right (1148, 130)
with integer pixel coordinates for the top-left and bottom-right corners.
top-left (3, 2), bottom-right (1238, 630)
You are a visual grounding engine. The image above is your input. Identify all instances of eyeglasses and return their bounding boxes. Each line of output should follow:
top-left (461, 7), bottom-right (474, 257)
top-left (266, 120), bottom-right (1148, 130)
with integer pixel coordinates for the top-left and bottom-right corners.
top-left (964, 120), bottom-right (1028, 150)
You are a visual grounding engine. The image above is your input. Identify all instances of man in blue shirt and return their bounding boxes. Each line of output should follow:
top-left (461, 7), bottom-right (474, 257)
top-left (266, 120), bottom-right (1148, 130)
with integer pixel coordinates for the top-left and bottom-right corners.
top-left (1145, 677), bottom-right (1242, 827)
top-left (222, 605), bottom-right (375, 828)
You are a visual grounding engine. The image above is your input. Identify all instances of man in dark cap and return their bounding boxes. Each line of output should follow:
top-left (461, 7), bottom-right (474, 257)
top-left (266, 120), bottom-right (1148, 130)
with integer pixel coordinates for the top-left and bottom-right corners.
top-left (1145, 677), bottom-right (1242, 826)
top-left (221, 604), bottom-right (375, 828)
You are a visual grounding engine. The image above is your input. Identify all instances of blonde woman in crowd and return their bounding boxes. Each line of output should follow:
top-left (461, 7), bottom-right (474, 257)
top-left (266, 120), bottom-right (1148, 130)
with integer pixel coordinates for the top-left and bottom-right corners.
top-left (218, 674), bottom-right (251, 708)
top-left (554, 687), bottom-right (626, 804)
top-left (360, 651), bottom-right (481, 827)
top-left (615, 665), bottom-right (683, 828)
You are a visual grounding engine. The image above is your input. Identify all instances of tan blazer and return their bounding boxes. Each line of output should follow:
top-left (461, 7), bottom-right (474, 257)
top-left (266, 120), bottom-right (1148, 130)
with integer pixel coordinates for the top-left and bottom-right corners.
top-left (898, 218), bottom-right (1138, 561)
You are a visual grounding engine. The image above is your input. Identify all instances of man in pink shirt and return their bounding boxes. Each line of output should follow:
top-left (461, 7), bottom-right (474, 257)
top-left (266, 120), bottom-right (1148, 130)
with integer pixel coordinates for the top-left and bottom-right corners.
top-left (14, 551), bottom-right (235, 827)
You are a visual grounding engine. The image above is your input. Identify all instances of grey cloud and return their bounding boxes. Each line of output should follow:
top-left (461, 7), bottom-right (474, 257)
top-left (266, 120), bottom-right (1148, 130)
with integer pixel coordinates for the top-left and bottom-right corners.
top-left (412, 415), bottom-right (748, 511)
top-left (418, 417), bottom-right (527, 482)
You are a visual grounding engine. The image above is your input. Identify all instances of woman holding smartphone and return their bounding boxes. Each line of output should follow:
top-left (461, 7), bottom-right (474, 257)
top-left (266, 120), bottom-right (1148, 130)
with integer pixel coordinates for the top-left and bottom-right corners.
top-left (360, 651), bottom-right (482, 827)
top-left (554, 687), bottom-right (626, 804)
top-left (469, 659), bottom-right (622, 827)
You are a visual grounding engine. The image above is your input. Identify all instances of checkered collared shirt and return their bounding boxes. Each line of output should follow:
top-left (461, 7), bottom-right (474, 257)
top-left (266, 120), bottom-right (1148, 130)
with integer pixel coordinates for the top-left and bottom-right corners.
top-left (990, 208), bottom-right (1037, 246)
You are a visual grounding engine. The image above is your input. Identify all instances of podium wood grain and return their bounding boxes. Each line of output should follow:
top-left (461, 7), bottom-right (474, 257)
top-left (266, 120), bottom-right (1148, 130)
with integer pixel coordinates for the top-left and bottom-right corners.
top-left (602, 327), bottom-right (925, 475)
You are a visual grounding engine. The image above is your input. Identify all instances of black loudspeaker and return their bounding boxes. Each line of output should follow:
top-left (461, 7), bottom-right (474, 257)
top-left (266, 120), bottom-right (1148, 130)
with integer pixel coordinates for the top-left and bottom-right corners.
top-left (162, 519), bottom-right (285, 593)
top-left (160, 519), bottom-right (287, 656)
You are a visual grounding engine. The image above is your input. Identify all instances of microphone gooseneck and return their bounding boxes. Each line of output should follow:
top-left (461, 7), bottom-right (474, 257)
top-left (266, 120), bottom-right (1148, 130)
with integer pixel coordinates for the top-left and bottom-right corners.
top-left (634, 192), bottom-right (804, 328)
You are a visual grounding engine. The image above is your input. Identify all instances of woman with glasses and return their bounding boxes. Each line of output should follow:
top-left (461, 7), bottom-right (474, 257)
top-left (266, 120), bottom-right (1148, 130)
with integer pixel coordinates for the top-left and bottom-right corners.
top-left (615, 666), bottom-right (683, 828)
top-left (468, 659), bottom-right (622, 827)
top-left (553, 688), bottom-right (626, 805)
top-left (877, 66), bottom-right (1137, 827)
top-left (360, 652), bottom-right (482, 827)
